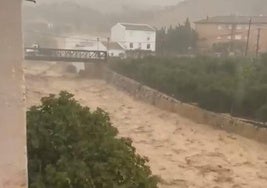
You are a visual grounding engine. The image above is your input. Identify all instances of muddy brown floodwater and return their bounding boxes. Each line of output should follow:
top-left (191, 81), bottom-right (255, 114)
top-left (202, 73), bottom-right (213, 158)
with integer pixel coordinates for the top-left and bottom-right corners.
top-left (24, 62), bottom-right (267, 188)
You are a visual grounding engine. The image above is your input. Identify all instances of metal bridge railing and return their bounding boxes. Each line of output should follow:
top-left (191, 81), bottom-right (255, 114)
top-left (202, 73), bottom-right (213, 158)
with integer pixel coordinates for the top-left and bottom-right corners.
top-left (24, 48), bottom-right (107, 62)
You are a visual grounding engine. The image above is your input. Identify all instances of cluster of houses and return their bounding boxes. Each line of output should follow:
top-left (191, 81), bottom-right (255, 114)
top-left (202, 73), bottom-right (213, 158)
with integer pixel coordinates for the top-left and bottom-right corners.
top-left (73, 15), bottom-right (267, 57)
top-left (27, 15), bottom-right (267, 57)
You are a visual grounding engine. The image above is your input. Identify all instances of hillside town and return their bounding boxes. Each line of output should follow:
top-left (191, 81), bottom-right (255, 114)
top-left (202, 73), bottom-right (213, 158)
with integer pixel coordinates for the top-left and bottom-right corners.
top-left (24, 14), bottom-right (267, 58)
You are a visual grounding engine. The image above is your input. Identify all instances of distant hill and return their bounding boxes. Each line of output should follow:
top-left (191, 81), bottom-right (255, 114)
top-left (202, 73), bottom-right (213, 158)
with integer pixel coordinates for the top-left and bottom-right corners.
top-left (23, 1), bottom-right (166, 35)
top-left (32, 0), bottom-right (181, 13)
top-left (143, 0), bottom-right (267, 27)
top-left (23, 0), bottom-right (267, 35)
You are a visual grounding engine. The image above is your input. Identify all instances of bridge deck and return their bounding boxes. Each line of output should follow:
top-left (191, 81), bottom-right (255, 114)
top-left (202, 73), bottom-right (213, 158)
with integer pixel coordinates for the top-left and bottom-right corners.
top-left (24, 48), bottom-right (107, 63)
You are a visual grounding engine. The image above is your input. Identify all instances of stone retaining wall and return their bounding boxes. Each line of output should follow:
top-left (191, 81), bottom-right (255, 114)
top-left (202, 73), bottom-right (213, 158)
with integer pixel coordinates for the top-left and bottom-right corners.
top-left (104, 69), bottom-right (267, 144)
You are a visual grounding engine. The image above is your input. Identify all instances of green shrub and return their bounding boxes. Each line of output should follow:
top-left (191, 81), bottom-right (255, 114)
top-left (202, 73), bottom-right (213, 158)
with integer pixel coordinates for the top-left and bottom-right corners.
top-left (256, 104), bottom-right (267, 122)
top-left (27, 91), bottom-right (158, 188)
top-left (110, 56), bottom-right (267, 122)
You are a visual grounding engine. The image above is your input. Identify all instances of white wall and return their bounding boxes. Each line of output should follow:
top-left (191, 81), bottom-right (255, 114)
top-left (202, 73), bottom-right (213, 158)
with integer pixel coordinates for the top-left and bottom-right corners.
top-left (124, 30), bottom-right (156, 51)
top-left (108, 49), bottom-right (125, 57)
top-left (77, 42), bottom-right (106, 51)
top-left (111, 24), bottom-right (125, 43)
top-left (64, 35), bottom-right (107, 51)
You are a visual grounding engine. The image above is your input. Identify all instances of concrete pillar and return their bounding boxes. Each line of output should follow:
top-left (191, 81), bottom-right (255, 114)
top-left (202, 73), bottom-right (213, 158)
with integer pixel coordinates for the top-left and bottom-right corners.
top-left (0, 0), bottom-right (27, 188)
top-left (83, 63), bottom-right (106, 79)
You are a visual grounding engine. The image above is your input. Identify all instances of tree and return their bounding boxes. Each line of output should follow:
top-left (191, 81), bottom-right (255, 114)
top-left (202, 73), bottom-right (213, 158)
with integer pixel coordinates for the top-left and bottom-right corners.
top-left (184, 17), bottom-right (191, 32)
top-left (27, 91), bottom-right (158, 188)
top-left (156, 19), bottom-right (198, 56)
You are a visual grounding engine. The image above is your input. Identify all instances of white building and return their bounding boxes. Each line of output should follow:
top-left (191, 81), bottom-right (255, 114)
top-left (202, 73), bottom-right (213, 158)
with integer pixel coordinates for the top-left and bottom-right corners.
top-left (65, 37), bottom-right (126, 72)
top-left (64, 37), bottom-right (107, 72)
top-left (63, 35), bottom-right (106, 50)
top-left (111, 23), bottom-right (156, 52)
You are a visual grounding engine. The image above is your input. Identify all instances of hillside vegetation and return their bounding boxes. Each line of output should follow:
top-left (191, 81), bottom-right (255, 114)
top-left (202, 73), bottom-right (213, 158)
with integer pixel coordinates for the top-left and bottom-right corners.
top-left (27, 91), bottom-right (158, 188)
top-left (110, 56), bottom-right (267, 122)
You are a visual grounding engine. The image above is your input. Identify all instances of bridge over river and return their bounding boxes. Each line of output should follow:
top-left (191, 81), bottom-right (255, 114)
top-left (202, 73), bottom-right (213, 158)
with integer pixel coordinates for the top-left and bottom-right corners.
top-left (24, 47), bottom-right (107, 63)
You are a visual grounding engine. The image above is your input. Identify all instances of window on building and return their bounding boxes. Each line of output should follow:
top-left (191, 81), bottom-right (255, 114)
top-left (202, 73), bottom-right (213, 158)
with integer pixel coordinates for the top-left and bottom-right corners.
top-left (227, 35), bottom-right (231, 40)
top-left (236, 25), bottom-right (242, 30)
top-left (235, 35), bottom-right (242, 40)
top-left (147, 37), bottom-right (150, 41)
top-left (147, 44), bottom-right (151, 50)
top-left (228, 25), bottom-right (232, 30)
top-left (130, 43), bottom-right (133, 48)
top-left (139, 43), bottom-right (142, 49)
top-left (217, 25), bottom-right (222, 30)
top-left (217, 36), bottom-right (222, 40)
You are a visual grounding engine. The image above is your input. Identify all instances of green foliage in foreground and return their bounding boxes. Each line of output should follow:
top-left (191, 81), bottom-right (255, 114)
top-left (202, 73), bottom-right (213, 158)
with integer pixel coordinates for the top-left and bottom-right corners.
top-left (110, 56), bottom-right (267, 122)
top-left (27, 91), bottom-right (158, 188)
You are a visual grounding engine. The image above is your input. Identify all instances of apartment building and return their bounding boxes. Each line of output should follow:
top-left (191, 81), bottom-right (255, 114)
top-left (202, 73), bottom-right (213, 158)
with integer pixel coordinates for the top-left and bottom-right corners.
top-left (195, 16), bottom-right (267, 55)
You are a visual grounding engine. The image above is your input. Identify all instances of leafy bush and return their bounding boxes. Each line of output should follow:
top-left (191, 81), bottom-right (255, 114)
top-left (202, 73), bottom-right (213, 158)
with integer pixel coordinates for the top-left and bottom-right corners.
top-left (255, 104), bottom-right (267, 122)
top-left (110, 56), bottom-right (267, 122)
top-left (212, 41), bottom-right (246, 56)
top-left (27, 91), bottom-right (158, 188)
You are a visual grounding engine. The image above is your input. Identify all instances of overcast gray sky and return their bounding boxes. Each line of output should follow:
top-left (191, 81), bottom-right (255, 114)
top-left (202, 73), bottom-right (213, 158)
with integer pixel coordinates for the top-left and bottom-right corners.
top-left (39, 0), bottom-right (181, 6)
top-left (33, 0), bottom-right (183, 12)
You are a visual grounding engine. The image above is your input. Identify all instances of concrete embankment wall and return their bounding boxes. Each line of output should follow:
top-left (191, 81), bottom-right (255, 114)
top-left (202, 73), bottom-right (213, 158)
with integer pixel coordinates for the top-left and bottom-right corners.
top-left (103, 69), bottom-right (267, 144)
top-left (0, 0), bottom-right (27, 187)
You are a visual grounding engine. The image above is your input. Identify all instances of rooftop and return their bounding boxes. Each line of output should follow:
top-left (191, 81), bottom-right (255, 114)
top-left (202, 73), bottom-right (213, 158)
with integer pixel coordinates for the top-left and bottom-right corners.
top-left (195, 16), bottom-right (267, 24)
top-left (119, 23), bottom-right (155, 31)
top-left (102, 42), bottom-right (124, 50)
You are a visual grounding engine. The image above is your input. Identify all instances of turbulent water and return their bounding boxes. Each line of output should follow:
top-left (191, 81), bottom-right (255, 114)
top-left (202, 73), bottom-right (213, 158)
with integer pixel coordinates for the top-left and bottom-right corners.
top-left (24, 61), bottom-right (267, 188)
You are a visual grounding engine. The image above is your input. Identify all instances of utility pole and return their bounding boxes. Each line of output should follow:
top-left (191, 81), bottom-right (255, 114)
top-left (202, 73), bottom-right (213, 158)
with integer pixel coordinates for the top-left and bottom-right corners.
top-left (256, 28), bottom-right (261, 57)
top-left (160, 31), bottom-right (165, 57)
top-left (107, 37), bottom-right (110, 61)
top-left (97, 37), bottom-right (100, 51)
top-left (245, 18), bottom-right (252, 56)
top-left (230, 23), bottom-right (236, 54)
